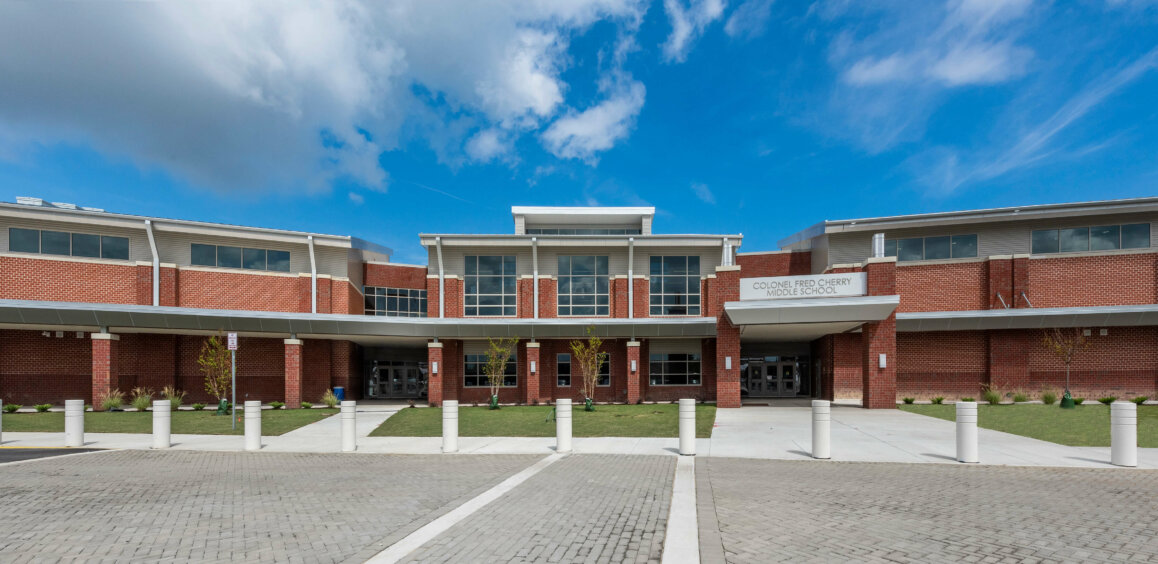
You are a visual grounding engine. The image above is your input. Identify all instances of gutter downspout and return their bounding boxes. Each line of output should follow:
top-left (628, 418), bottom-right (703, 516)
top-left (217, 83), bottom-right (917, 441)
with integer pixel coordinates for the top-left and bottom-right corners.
top-left (722, 237), bottom-right (732, 266)
top-left (144, 220), bottom-right (160, 306)
top-left (532, 237), bottom-right (539, 319)
top-left (628, 237), bottom-right (635, 319)
top-left (436, 236), bottom-right (445, 318)
top-left (307, 236), bottom-right (317, 314)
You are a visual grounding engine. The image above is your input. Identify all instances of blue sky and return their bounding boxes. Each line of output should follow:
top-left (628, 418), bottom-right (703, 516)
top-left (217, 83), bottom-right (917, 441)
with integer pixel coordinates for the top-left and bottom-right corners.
top-left (1, 1), bottom-right (1157, 263)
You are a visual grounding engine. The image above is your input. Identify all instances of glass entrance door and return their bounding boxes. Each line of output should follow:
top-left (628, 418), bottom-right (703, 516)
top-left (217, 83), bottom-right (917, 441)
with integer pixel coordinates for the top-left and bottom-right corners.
top-left (367, 360), bottom-right (428, 399)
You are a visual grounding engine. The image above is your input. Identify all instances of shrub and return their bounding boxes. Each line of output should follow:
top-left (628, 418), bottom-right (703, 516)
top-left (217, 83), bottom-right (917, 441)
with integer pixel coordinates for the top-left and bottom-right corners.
top-left (192, 403), bottom-right (207, 411)
top-left (3, 403), bottom-right (20, 413)
top-left (99, 389), bottom-right (125, 411)
top-left (983, 388), bottom-right (1002, 405)
top-left (931, 397), bottom-right (944, 405)
top-left (1073, 398), bottom-right (1085, 405)
top-left (130, 387), bottom-right (153, 411)
top-left (35, 403), bottom-right (52, 412)
top-left (960, 397), bottom-right (975, 402)
top-left (161, 386), bottom-right (186, 409)
top-left (1097, 397), bottom-right (1117, 405)
top-left (269, 401), bottom-right (285, 410)
top-left (1041, 390), bottom-right (1058, 405)
top-left (902, 397), bottom-right (915, 404)
top-left (1132, 396), bottom-right (1149, 405)
top-left (300, 401), bottom-right (313, 409)
top-left (321, 389), bottom-right (339, 409)
top-left (1012, 392), bottom-right (1029, 403)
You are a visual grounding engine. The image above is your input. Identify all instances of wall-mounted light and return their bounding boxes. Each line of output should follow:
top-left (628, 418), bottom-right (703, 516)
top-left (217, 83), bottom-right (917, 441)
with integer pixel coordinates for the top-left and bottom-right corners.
top-left (631, 360), bottom-right (637, 372)
top-left (725, 356), bottom-right (732, 370)
top-left (1100, 328), bottom-right (1108, 336)
top-left (432, 361), bottom-right (439, 374)
top-left (530, 361), bottom-right (537, 373)
top-left (878, 354), bottom-right (887, 369)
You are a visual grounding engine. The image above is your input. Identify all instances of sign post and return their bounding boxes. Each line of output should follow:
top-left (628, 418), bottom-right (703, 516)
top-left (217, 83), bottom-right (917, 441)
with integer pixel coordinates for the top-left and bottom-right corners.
top-left (228, 332), bottom-right (238, 431)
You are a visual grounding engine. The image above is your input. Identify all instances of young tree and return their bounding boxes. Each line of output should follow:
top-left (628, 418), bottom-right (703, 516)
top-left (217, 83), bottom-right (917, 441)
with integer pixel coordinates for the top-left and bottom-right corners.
top-left (1042, 327), bottom-right (1089, 408)
top-left (198, 333), bottom-right (232, 413)
top-left (570, 327), bottom-right (608, 412)
top-left (484, 336), bottom-right (519, 410)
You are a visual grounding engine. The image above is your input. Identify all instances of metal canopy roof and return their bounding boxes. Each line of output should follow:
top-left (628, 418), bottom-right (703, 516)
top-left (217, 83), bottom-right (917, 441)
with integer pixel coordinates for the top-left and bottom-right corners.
top-left (0, 299), bottom-right (715, 341)
top-left (724, 295), bottom-right (900, 326)
top-left (896, 304), bottom-right (1158, 332)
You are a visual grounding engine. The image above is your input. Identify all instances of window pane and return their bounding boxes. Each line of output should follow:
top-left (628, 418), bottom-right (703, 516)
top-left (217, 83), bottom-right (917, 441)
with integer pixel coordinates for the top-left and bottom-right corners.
top-left (883, 239), bottom-right (897, 257)
top-left (101, 236), bottom-right (129, 260)
top-left (1122, 223), bottom-right (1150, 249)
top-left (70, 233), bottom-right (100, 257)
top-left (896, 238), bottom-right (923, 261)
top-left (687, 256), bottom-right (699, 274)
top-left (41, 230), bottom-right (70, 255)
top-left (503, 256), bottom-right (515, 272)
top-left (242, 248), bottom-right (266, 270)
top-left (1031, 230), bottom-right (1059, 254)
top-left (572, 255), bottom-right (594, 275)
top-left (9, 228), bottom-right (39, 253)
top-left (923, 236), bottom-right (950, 260)
top-left (596, 256), bottom-right (608, 274)
top-left (663, 256), bottom-right (685, 275)
top-left (557, 256), bottom-right (569, 275)
top-left (649, 256), bottom-right (662, 275)
top-left (1060, 228), bottom-right (1088, 252)
top-left (1090, 225), bottom-right (1120, 251)
top-left (951, 234), bottom-right (977, 258)
top-left (465, 256), bottom-right (477, 275)
top-left (217, 246), bottom-right (241, 268)
top-left (191, 243), bottom-right (216, 266)
top-left (267, 250), bottom-right (290, 272)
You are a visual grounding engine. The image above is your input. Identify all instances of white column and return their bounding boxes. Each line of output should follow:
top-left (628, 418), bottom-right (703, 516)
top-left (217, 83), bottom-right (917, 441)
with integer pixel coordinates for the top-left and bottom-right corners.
top-left (556, 398), bottom-right (572, 453)
top-left (244, 401), bottom-right (261, 451)
top-left (0, 399), bottom-right (4, 445)
top-left (442, 400), bottom-right (459, 453)
top-left (956, 401), bottom-right (979, 463)
top-left (65, 399), bottom-right (85, 447)
top-left (811, 399), bottom-right (831, 459)
top-left (678, 398), bottom-right (696, 456)
top-left (1111, 401), bottom-right (1137, 467)
top-left (152, 399), bottom-right (171, 449)
top-left (341, 400), bottom-right (357, 452)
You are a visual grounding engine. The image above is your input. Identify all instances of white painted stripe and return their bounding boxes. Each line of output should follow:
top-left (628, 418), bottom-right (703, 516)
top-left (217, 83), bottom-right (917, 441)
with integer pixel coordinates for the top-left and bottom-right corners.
top-left (0, 448), bottom-right (113, 467)
top-left (662, 455), bottom-right (700, 564)
top-left (365, 453), bottom-right (565, 563)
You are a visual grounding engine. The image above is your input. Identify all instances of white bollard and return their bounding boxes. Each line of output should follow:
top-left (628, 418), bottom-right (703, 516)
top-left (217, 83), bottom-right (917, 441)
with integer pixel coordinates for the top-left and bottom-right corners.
top-left (244, 401), bottom-right (261, 451)
top-left (556, 398), bottom-right (572, 453)
top-left (956, 401), bottom-right (979, 463)
top-left (812, 399), bottom-right (831, 459)
top-left (152, 399), bottom-right (171, 449)
top-left (1111, 401), bottom-right (1137, 467)
top-left (442, 400), bottom-right (459, 453)
top-left (65, 400), bottom-right (85, 447)
top-left (678, 398), bottom-right (696, 456)
top-left (341, 400), bottom-right (357, 452)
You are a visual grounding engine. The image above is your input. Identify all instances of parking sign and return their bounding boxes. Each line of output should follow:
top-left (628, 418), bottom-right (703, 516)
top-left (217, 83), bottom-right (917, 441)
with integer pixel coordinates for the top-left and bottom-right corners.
top-left (227, 332), bottom-right (238, 351)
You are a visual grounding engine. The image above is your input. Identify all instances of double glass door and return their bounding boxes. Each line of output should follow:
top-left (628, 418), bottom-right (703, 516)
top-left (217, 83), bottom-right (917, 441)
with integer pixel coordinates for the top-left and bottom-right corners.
top-left (745, 361), bottom-right (799, 397)
top-left (368, 361), bottom-right (427, 399)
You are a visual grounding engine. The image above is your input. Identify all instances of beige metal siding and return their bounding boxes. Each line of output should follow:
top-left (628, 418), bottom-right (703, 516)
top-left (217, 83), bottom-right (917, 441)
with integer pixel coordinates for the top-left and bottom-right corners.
top-left (154, 231), bottom-right (326, 274)
top-left (0, 216), bottom-right (151, 262)
top-left (634, 246), bottom-right (724, 278)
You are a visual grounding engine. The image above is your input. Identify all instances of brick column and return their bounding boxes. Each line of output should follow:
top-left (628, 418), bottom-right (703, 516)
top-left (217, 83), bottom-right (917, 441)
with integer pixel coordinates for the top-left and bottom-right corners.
top-left (626, 341), bottom-right (641, 404)
top-left (715, 265), bottom-right (742, 408)
top-left (862, 258), bottom-right (897, 409)
top-left (284, 338), bottom-right (303, 408)
top-left (987, 256), bottom-right (1013, 309)
top-left (1012, 255), bottom-right (1030, 307)
top-left (427, 341), bottom-right (444, 407)
top-left (525, 342), bottom-right (540, 404)
top-left (988, 330), bottom-right (1029, 392)
top-left (91, 333), bottom-right (120, 409)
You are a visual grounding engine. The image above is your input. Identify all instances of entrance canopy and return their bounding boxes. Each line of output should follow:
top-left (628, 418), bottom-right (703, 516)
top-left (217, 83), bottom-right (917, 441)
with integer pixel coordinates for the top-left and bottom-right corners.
top-left (724, 295), bottom-right (900, 341)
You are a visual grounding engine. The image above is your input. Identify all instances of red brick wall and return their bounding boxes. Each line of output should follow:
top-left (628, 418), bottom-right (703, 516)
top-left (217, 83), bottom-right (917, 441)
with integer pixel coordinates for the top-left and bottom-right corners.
top-left (364, 263), bottom-right (428, 289)
top-left (0, 256), bottom-right (138, 304)
top-left (896, 331), bottom-right (987, 399)
top-left (518, 278), bottom-right (534, 318)
top-left (897, 262), bottom-right (988, 312)
top-left (862, 260), bottom-right (897, 408)
top-left (178, 269), bottom-right (306, 312)
top-left (1027, 254), bottom-right (1158, 307)
top-left (633, 278), bottom-right (650, 318)
top-left (539, 278), bottom-right (558, 319)
top-left (736, 252), bottom-right (812, 277)
top-left (0, 329), bottom-right (92, 405)
top-left (714, 268), bottom-right (741, 407)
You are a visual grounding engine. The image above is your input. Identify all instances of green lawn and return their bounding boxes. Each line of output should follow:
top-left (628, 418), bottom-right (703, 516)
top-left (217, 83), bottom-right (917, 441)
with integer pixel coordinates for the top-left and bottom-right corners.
top-left (0, 409), bottom-right (336, 436)
top-left (899, 404), bottom-right (1158, 447)
top-left (371, 404), bottom-right (717, 438)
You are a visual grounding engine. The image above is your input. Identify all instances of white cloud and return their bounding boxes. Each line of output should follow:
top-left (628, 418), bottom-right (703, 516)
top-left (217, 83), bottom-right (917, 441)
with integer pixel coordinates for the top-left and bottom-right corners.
top-left (348, 192), bottom-right (365, 205)
top-left (844, 54), bottom-right (914, 85)
top-left (724, 0), bottom-right (774, 40)
top-left (691, 182), bottom-right (716, 204)
top-left (465, 128), bottom-right (511, 163)
top-left (928, 42), bottom-right (1032, 86)
top-left (0, 0), bottom-right (647, 192)
top-left (662, 0), bottom-right (726, 63)
top-left (541, 79), bottom-right (646, 161)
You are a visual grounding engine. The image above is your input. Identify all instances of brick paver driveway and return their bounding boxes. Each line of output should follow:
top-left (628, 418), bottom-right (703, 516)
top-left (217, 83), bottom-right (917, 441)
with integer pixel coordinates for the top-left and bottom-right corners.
top-left (0, 450), bottom-right (539, 563)
top-left (699, 458), bottom-right (1158, 563)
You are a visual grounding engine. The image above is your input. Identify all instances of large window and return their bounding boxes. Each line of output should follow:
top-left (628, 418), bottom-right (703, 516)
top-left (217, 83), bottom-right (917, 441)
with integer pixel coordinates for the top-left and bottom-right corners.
top-left (649, 352), bottom-right (701, 386)
top-left (8, 227), bottom-right (130, 260)
top-left (883, 234), bottom-right (977, 261)
top-left (365, 286), bottom-right (427, 317)
top-left (1031, 223), bottom-right (1150, 254)
top-left (190, 243), bottom-right (290, 272)
top-left (649, 256), bottom-right (701, 316)
top-left (526, 228), bottom-right (641, 235)
top-left (556, 353), bottom-right (610, 387)
top-left (464, 353), bottom-right (516, 387)
top-left (557, 255), bottom-right (609, 316)
top-left (464, 255), bottom-right (516, 316)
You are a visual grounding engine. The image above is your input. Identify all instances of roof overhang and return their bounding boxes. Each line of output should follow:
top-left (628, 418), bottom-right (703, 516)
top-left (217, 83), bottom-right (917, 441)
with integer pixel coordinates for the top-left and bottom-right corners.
top-left (724, 295), bottom-right (900, 342)
top-left (897, 304), bottom-right (1158, 332)
top-left (511, 206), bottom-right (655, 226)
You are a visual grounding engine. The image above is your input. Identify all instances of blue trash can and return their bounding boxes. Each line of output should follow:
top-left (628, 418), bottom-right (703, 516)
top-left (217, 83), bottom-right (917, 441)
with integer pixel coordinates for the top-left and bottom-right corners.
top-left (334, 387), bottom-right (345, 401)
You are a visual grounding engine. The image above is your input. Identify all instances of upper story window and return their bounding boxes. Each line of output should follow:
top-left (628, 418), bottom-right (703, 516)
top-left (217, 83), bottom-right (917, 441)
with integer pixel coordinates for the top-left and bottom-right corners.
top-left (556, 353), bottom-right (610, 387)
top-left (649, 352), bottom-right (701, 386)
top-left (649, 256), bottom-right (701, 316)
top-left (8, 227), bottom-right (130, 260)
top-left (1031, 223), bottom-right (1150, 254)
top-left (464, 353), bottom-right (517, 387)
top-left (557, 255), bottom-right (609, 316)
top-left (884, 235), bottom-right (977, 261)
top-left (526, 228), bottom-right (641, 235)
top-left (190, 243), bottom-right (290, 272)
top-left (464, 255), bottom-right (516, 316)
top-left (365, 286), bottom-right (427, 317)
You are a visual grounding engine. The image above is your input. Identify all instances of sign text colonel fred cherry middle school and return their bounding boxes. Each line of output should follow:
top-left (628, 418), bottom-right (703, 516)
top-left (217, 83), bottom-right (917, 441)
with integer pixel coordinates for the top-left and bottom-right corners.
top-left (739, 272), bottom-right (868, 301)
